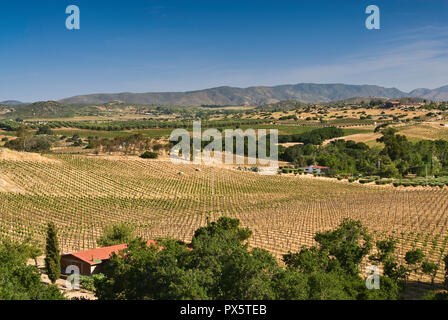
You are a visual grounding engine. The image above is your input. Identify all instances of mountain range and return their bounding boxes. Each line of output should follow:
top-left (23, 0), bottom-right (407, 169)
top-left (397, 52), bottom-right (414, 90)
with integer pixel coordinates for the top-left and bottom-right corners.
top-left (409, 85), bottom-right (448, 101)
top-left (57, 83), bottom-right (448, 106)
top-left (0, 100), bottom-right (24, 105)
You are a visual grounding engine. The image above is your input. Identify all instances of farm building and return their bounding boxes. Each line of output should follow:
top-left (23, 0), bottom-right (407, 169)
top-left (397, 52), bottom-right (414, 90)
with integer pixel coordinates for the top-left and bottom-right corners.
top-left (60, 240), bottom-right (157, 276)
top-left (384, 100), bottom-right (401, 108)
top-left (303, 165), bottom-right (330, 175)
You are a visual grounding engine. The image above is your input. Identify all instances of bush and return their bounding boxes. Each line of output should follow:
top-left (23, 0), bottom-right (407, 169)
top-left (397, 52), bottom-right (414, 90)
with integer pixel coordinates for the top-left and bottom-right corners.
top-left (97, 223), bottom-right (135, 247)
top-left (359, 178), bottom-right (374, 184)
top-left (375, 179), bottom-right (393, 185)
top-left (5, 136), bottom-right (54, 152)
top-left (0, 238), bottom-right (65, 300)
top-left (140, 151), bottom-right (158, 159)
top-left (80, 274), bottom-right (104, 291)
top-left (36, 126), bottom-right (53, 135)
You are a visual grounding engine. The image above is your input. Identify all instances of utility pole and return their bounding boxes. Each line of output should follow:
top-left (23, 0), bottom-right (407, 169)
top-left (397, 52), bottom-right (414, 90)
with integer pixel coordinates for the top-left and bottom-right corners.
top-left (426, 164), bottom-right (428, 186)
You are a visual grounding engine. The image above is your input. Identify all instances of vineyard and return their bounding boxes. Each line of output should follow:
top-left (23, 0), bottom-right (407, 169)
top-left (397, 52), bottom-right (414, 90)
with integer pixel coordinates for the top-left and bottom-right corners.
top-left (0, 153), bottom-right (448, 283)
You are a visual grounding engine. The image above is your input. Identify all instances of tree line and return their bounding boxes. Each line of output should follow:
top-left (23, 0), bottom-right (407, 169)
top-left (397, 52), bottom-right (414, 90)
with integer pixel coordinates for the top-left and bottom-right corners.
top-left (0, 118), bottom-right (272, 132)
top-left (279, 128), bottom-right (448, 178)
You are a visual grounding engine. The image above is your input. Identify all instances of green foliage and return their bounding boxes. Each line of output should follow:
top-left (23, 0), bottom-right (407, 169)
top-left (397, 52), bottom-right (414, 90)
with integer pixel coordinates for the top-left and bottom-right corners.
top-left (16, 126), bottom-right (29, 138)
top-left (422, 290), bottom-right (448, 300)
top-left (369, 238), bottom-right (408, 282)
top-left (278, 127), bottom-right (344, 145)
top-left (36, 125), bottom-right (54, 135)
top-left (97, 222), bottom-right (135, 247)
top-left (0, 237), bottom-right (64, 300)
top-left (140, 151), bottom-right (158, 159)
top-left (80, 274), bottom-right (104, 291)
top-left (280, 129), bottom-right (448, 179)
top-left (314, 219), bottom-right (372, 276)
top-left (5, 135), bottom-right (54, 152)
top-left (405, 249), bottom-right (425, 266)
top-left (94, 217), bottom-right (400, 300)
top-left (421, 261), bottom-right (438, 283)
top-left (44, 222), bottom-right (61, 284)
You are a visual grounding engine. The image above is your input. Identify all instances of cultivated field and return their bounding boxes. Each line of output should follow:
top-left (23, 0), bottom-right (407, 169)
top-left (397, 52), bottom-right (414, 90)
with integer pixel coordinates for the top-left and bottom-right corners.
top-left (1, 152), bottom-right (448, 283)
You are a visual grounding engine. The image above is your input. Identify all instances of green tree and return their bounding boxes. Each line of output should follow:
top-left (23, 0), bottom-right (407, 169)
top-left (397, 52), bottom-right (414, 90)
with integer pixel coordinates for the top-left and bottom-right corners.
top-left (44, 222), bottom-right (61, 284)
top-left (15, 125), bottom-right (29, 139)
top-left (97, 222), bottom-right (135, 247)
top-left (314, 219), bottom-right (372, 276)
top-left (23, 237), bottom-right (42, 267)
top-left (36, 125), bottom-right (53, 135)
top-left (404, 249), bottom-right (425, 282)
top-left (94, 217), bottom-right (400, 300)
top-left (377, 128), bottom-right (411, 162)
top-left (0, 238), bottom-right (64, 300)
top-left (421, 261), bottom-right (438, 286)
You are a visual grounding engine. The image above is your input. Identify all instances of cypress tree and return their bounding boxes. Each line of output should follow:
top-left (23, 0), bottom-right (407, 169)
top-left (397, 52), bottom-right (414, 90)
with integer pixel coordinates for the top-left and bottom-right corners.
top-left (45, 222), bottom-right (61, 284)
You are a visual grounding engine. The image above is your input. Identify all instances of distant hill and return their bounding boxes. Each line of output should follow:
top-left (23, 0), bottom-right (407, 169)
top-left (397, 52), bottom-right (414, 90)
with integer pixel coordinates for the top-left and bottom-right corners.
top-left (7, 101), bottom-right (75, 118)
top-left (59, 83), bottom-right (412, 106)
top-left (0, 100), bottom-right (24, 105)
top-left (3, 83), bottom-right (446, 110)
top-left (330, 96), bottom-right (426, 105)
top-left (410, 85), bottom-right (448, 101)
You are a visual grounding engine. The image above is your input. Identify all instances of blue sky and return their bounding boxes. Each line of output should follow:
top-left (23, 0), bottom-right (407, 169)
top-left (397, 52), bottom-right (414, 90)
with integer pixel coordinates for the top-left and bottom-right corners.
top-left (1, 0), bottom-right (447, 102)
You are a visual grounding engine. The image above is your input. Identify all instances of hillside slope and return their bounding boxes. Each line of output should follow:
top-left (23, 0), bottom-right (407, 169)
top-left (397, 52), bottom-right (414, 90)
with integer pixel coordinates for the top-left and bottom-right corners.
top-left (59, 83), bottom-right (411, 106)
top-left (7, 101), bottom-right (75, 118)
top-left (410, 85), bottom-right (448, 101)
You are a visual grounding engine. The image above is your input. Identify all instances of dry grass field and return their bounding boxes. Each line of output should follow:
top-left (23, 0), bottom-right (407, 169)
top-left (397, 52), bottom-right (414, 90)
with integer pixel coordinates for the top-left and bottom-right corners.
top-left (1, 151), bottom-right (448, 283)
top-left (397, 122), bottom-right (448, 141)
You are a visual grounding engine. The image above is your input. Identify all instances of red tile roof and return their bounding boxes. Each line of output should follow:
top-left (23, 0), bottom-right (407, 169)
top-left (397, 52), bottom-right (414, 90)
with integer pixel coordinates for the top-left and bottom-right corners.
top-left (62, 240), bottom-right (157, 265)
top-left (311, 165), bottom-right (329, 169)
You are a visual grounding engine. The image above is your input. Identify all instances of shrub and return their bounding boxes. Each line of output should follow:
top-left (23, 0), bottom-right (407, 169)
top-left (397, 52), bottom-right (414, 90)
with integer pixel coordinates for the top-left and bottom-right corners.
top-left (97, 223), bottom-right (135, 247)
top-left (140, 151), bottom-right (158, 159)
top-left (36, 126), bottom-right (53, 135)
top-left (80, 274), bottom-right (104, 291)
top-left (375, 179), bottom-right (392, 185)
top-left (5, 136), bottom-right (54, 152)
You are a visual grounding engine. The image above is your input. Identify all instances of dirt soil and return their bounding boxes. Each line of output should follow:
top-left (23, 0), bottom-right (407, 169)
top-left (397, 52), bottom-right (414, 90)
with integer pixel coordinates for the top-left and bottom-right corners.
top-left (0, 148), bottom-right (57, 162)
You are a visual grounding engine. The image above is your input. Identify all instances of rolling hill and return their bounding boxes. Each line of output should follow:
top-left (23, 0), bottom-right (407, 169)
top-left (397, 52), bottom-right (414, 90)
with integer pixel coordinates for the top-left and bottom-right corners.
top-left (410, 85), bottom-right (448, 101)
top-left (59, 83), bottom-right (411, 106)
top-left (5, 101), bottom-right (76, 118)
top-left (0, 100), bottom-right (24, 105)
top-left (59, 83), bottom-right (448, 106)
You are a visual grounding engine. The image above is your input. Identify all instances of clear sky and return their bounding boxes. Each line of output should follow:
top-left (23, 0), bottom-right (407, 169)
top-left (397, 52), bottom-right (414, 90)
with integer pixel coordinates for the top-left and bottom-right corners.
top-left (1, 0), bottom-right (447, 102)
